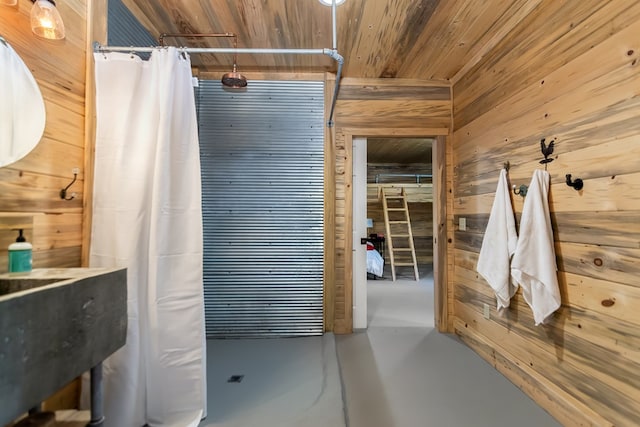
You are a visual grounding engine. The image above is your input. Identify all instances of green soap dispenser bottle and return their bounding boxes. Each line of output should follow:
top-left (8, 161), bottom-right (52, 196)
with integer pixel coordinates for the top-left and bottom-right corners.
top-left (8, 229), bottom-right (32, 273)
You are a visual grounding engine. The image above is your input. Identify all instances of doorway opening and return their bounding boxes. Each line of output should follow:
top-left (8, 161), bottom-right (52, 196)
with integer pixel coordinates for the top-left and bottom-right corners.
top-left (353, 136), bottom-right (439, 329)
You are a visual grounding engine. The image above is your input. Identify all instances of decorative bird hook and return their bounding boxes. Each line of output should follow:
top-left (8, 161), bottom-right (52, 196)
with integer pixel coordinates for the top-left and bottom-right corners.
top-left (539, 137), bottom-right (555, 170)
top-left (565, 174), bottom-right (583, 191)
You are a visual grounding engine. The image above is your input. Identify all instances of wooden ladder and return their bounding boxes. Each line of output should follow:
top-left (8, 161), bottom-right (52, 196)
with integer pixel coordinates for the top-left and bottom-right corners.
top-left (381, 187), bottom-right (419, 281)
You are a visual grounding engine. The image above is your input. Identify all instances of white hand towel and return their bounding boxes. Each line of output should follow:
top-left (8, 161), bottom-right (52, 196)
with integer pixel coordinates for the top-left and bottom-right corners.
top-left (477, 169), bottom-right (518, 310)
top-left (511, 169), bottom-right (561, 325)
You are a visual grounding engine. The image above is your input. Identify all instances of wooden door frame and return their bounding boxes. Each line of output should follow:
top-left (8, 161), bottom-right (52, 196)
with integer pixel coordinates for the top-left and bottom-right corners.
top-left (342, 127), bottom-right (449, 332)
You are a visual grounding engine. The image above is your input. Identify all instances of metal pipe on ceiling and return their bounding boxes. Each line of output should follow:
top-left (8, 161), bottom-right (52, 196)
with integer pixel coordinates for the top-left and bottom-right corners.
top-left (158, 32), bottom-right (237, 47)
top-left (94, 1), bottom-right (344, 127)
top-left (97, 46), bottom-right (328, 55)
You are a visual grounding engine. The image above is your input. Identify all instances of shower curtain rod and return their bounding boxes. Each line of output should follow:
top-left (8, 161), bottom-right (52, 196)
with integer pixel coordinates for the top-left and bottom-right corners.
top-left (91, 44), bottom-right (344, 127)
top-left (94, 45), bottom-right (334, 56)
top-left (94, 0), bottom-right (343, 126)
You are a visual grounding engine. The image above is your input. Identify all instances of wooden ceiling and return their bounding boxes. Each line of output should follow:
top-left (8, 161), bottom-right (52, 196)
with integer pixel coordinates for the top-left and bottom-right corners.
top-left (121, 0), bottom-right (538, 80)
top-left (367, 138), bottom-right (433, 165)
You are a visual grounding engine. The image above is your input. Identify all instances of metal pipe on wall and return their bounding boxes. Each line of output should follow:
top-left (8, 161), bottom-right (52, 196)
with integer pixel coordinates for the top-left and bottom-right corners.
top-left (332, 0), bottom-right (337, 50)
top-left (87, 363), bottom-right (105, 427)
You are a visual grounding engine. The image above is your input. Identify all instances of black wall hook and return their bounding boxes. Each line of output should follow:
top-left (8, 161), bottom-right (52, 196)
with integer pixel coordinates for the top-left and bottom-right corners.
top-left (60, 172), bottom-right (78, 200)
top-left (565, 174), bottom-right (583, 191)
top-left (513, 184), bottom-right (528, 198)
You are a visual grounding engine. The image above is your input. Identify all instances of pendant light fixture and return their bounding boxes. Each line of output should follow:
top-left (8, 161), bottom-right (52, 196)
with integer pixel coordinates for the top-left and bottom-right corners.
top-left (30, 0), bottom-right (65, 40)
top-left (318, 0), bottom-right (345, 5)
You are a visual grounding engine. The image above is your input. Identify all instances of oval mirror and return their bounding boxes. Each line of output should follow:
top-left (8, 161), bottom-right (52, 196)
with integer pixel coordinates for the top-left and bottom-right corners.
top-left (0, 36), bottom-right (46, 167)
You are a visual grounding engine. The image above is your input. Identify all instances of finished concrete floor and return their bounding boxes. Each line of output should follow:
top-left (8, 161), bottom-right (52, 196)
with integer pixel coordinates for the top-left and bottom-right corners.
top-left (199, 334), bottom-right (344, 427)
top-left (200, 265), bottom-right (561, 427)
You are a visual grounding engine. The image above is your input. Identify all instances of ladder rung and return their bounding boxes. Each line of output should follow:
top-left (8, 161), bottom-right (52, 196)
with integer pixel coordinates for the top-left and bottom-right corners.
top-left (387, 208), bottom-right (406, 211)
top-left (391, 234), bottom-right (409, 237)
top-left (395, 262), bottom-right (416, 266)
top-left (393, 248), bottom-right (412, 252)
top-left (389, 221), bottom-right (408, 224)
top-left (385, 196), bottom-right (405, 199)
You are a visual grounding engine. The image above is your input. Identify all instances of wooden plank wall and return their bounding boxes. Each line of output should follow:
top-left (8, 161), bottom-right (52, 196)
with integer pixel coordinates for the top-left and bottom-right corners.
top-left (0, 0), bottom-right (87, 271)
top-left (0, 0), bottom-right (95, 418)
top-left (332, 77), bottom-right (451, 333)
top-left (435, 134), bottom-right (454, 332)
top-left (451, 1), bottom-right (640, 425)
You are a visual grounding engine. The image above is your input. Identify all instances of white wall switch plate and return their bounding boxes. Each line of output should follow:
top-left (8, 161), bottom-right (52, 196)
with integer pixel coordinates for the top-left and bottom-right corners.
top-left (483, 303), bottom-right (490, 319)
top-left (459, 217), bottom-right (467, 231)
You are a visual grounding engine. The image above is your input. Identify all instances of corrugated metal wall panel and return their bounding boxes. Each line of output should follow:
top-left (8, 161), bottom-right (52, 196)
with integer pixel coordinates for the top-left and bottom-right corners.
top-left (198, 80), bottom-right (325, 338)
top-left (107, 0), bottom-right (155, 60)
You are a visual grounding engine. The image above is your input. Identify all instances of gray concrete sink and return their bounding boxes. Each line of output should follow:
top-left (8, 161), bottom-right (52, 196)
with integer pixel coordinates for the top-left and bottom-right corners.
top-left (0, 268), bottom-right (127, 426)
top-left (0, 276), bottom-right (68, 296)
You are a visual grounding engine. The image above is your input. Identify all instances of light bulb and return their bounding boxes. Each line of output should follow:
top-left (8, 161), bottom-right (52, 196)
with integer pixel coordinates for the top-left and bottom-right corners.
top-left (30, 0), bottom-right (65, 40)
top-left (318, 0), bottom-right (346, 6)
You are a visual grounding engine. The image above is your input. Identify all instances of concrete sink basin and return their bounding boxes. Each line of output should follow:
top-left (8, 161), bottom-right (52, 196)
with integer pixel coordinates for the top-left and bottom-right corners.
top-left (0, 268), bottom-right (127, 426)
top-left (0, 276), bottom-right (69, 296)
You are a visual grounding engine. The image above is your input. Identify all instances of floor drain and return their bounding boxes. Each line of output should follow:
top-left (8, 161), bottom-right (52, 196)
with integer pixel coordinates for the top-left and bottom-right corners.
top-left (227, 375), bottom-right (244, 383)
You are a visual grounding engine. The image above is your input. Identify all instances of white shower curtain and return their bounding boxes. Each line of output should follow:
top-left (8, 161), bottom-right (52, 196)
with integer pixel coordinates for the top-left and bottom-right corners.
top-left (91, 48), bottom-right (206, 427)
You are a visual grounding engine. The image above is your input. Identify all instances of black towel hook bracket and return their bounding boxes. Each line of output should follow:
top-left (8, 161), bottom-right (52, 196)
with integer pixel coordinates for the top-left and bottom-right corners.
top-left (565, 174), bottom-right (583, 191)
top-left (60, 169), bottom-right (79, 200)
top-left (513, 184), bottom-right (528, 198)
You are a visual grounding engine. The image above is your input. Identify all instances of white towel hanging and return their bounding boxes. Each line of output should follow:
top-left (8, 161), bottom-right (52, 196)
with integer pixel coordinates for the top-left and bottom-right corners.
top-left (477, 168), bottom-right (519, 310)
top-left (511, 169), bottom-right (561, 325)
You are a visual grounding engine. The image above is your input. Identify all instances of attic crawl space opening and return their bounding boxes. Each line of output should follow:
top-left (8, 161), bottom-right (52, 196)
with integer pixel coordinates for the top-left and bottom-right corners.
top-left (197, 80), bottom-right (325, 338)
